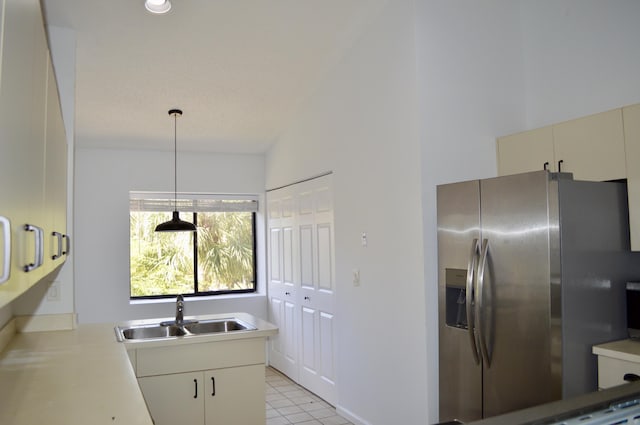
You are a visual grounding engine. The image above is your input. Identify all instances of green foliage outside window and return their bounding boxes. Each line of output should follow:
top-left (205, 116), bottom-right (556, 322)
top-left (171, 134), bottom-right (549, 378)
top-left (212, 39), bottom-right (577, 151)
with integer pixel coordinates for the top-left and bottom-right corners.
top-left (130, 211), bottom-right (255, 298)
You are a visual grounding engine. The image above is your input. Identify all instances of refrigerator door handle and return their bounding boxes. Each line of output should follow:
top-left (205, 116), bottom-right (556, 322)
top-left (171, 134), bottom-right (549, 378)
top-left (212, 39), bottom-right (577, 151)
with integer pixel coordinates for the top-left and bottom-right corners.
top-left (477, 238), bottom-right (491, 367)
top-left (466, 238), bottom-right (481, 365)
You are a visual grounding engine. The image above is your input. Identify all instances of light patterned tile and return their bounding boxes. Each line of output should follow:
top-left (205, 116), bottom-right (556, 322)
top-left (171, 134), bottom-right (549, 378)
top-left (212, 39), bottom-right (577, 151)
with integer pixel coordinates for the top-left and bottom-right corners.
top-left (270, 398), bottom-right (296, 409)
top-left (319, 416), bottom-right (350, 425)
top-left (298, 400), bottom-right (331, 412)
top-left (285, 411), bottom-right (314, 423)
top-left (277, 405), bottom-right (304, 415)
top-left (282, 389), bottom-right (308, 399)
top-left (267, 417), bottom-right (291, 425)
top-left (267, 393), bottom-right (288, 402)
top-left (309, 408), bottom-right (337, 420)
top-left (265, 368), bottom-right (352, 425)
top-left (266, 408), bottom-right (281, 419)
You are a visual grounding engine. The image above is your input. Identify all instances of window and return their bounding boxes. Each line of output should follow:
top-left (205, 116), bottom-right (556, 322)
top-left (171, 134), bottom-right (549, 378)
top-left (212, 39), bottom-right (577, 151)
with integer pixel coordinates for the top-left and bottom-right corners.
top-left (129, 192), bottom-right (258, 299)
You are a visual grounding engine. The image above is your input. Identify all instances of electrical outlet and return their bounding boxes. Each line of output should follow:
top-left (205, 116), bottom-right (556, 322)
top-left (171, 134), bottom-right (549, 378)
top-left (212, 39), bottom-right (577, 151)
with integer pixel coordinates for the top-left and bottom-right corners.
top-left (47, 281), bottom-right (61, 301)
top-left (352, 268), bottom-right (360, 286)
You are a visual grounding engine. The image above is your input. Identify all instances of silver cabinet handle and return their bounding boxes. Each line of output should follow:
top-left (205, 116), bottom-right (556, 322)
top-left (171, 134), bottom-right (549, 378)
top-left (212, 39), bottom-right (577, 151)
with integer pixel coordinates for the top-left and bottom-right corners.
top-left (466, 238), bottom-right (481, 365)
top-left (51, 231), bottom-right (63, 260)
top-left (23, 224), bottom-right (44, 272)
top-left (0, 216), bottom-right (10, 284)
top-left (62, 234), bottom-right (70, 256)
top-left (476, 238), bottom-right (491, 367)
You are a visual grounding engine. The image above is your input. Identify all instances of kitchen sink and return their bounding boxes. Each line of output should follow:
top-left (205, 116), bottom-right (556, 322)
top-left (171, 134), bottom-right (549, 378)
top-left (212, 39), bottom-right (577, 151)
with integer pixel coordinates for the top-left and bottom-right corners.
top-left (184, 319), bottom-right (251, 334)
top-left (115, 318), bottom-right (256, 342)
top-left (120, 324), bottom-right (186, 340)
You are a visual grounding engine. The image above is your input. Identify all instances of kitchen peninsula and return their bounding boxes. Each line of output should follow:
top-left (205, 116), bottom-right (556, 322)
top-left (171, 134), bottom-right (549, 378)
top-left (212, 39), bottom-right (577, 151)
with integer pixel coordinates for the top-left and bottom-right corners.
top-left (0, 313), bottom-right (277, 425)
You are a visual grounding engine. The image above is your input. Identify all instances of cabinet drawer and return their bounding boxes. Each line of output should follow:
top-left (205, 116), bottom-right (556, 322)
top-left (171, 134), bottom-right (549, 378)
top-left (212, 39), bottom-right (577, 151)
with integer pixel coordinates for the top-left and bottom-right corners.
top-left (136, 338), bottom-right (265, 377)
top-left (597, 356), bottom-right (640, 389)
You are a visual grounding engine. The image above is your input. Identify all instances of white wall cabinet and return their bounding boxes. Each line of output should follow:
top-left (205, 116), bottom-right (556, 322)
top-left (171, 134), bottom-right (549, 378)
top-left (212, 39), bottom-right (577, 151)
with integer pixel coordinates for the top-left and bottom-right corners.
top-left (497, 104), bottom-right (639, 250)
top-left (497, 109), bottom-right (627, 181)
top-left (496, 126), bottom-right (555, 176)
top-left (0, 0), bottom-right (68, 306)
top-left (43, 54), bottom-right (69, 270)
top-left (624, 104), bottom-right (640, 251)
top-left (133, 339), bottom-right (266, 425)
top-left (552, 109), bottom-right (626, 182)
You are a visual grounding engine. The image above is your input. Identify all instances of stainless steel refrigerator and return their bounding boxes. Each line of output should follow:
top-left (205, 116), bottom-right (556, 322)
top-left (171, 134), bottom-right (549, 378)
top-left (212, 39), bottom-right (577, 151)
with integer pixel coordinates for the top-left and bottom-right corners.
top-left (437, 171), bottom-right (639, 423)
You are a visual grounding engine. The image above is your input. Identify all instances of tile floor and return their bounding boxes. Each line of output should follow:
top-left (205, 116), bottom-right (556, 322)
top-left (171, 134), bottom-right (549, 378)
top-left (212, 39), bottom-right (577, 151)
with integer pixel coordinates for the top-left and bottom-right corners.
top-left (265, 367), bottom-right (353, 425)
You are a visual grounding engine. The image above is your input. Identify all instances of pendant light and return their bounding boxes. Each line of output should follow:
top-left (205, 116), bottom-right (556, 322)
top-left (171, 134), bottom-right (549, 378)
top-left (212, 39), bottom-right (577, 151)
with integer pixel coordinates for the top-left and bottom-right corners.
top-left (155, 109), bottom-right (197, 232)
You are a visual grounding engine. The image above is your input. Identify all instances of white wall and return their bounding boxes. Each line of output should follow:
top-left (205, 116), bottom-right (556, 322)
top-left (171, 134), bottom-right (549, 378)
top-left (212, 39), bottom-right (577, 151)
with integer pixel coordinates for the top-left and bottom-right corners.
top-left (74, 147), bottom-right (267, 323)
top-left (267, 2), bottom-right (428, 424)
top-left (521, 0), bottom-right (640, 128)
top-left (415, 1), bottom-right (526, 421)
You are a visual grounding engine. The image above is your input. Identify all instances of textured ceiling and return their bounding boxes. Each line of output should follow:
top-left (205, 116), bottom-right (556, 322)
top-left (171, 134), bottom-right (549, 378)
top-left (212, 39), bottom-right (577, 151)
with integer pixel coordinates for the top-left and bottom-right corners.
top-left (42, 0), bottom-right (387, 153)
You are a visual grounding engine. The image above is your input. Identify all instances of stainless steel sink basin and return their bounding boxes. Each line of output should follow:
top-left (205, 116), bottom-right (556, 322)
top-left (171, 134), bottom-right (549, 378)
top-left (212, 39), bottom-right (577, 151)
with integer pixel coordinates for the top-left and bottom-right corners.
top-left (184, 319), bottom-right (252, 334)
top-left (120, 324), bottom-right (186, 340)
top-left (115, 318), bottom-right (256, 342)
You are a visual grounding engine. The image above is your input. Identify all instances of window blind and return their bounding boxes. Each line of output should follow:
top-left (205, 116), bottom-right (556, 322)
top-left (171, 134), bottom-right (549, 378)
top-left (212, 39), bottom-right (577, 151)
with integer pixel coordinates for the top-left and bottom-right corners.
top-left (130, 192), bottom-right (259, 213)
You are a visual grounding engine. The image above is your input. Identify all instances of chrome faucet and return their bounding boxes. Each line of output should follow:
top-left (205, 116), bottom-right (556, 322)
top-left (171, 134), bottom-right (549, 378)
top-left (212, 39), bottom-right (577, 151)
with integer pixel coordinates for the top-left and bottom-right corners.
top-left (175, 294), bottom-right (185, 326)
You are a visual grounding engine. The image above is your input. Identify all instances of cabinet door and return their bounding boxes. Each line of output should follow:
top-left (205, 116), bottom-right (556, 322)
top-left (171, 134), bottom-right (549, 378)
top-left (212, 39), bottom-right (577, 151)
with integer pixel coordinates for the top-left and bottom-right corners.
top-left (553, 109), bottom-right (626, 181)
top-left (204, 365), bottom-right (265, 425)
top-left (624, 104), bottom-right (640, 251)
top-left (0, 0), bottom-right (48, 302)
top-left (44, 54), bottom-right (68, 267)
top-left (496, 126), bottom-right (555, 176)
top-left (138, 372), bottom-right (204, 425)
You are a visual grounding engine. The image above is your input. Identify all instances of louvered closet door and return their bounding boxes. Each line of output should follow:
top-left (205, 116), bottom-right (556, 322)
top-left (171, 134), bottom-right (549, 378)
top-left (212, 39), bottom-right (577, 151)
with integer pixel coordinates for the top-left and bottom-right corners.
top-left (267, 189), bottom-right (299, 381)
top-left (296, 175), bottom-right (336, 405)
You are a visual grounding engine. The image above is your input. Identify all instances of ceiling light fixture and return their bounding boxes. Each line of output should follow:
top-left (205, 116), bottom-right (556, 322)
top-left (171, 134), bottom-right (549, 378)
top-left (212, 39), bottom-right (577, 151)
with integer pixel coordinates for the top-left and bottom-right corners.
top-left (145, 0), bottom-right (171, 14)
top-left (155, 109), bottom-right (197, 233)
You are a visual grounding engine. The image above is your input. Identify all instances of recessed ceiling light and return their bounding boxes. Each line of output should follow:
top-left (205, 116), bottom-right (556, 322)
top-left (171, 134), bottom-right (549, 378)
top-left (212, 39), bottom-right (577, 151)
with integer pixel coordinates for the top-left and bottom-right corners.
top-left (145, 0), bottom-right (171, 14)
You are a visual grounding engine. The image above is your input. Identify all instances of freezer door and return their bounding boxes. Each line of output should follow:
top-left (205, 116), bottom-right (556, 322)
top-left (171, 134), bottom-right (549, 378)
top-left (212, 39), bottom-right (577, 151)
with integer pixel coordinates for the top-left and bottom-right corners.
top-left (437, 180), bottom-right (482, 423)
top-left (478, 171), bottom-right (558, 418)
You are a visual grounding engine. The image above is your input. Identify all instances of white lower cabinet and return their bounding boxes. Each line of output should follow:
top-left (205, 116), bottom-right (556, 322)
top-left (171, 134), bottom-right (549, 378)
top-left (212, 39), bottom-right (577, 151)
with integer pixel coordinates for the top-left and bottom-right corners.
top-left (593, 339), bottom-right (640, 390)
top-left (139, 371), bottom-right (204, 425)
top-left (133, 338), bottom-right (266, 425)
top-left (139, 365), bottom-right (264, 425)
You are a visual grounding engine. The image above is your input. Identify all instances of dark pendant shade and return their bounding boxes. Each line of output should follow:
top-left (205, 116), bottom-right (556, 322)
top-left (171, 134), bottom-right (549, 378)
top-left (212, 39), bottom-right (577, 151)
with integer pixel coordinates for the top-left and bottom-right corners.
top-left (155, 210), bottom-right (197, 232)
top-left (154, 108), bottom-right (197, 233)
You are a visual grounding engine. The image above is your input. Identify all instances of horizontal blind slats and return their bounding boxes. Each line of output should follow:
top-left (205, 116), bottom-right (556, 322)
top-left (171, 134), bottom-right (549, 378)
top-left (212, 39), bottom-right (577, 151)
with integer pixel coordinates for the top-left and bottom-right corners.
top-left (130, 192), bottom-right (258, 213)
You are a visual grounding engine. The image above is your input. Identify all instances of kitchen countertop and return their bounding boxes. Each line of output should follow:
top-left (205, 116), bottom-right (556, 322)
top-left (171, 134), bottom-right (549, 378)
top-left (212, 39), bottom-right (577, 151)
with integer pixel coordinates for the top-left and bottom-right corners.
top-left (592, 338), bottom-right (640, 363)
top-left (0, 312), bottom-right (278, 425)
top-left (0, 323), bottom-right (153, 425)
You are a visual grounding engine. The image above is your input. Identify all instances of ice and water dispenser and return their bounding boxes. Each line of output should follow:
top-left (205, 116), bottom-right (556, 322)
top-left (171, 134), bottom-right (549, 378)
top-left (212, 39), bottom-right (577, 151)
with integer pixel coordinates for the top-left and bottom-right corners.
top-left (445, 268), bottom-right (469, 329)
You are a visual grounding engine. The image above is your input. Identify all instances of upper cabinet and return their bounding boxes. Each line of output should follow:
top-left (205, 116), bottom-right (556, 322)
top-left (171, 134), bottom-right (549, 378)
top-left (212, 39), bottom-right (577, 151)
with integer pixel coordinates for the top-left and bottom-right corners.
top-left (497, 126), bottom-right (554, 176)
top-left (0, 0), bottom-right (68, 306)
top-left (497, 104), bottom-right (639, 251)
top-left (624, 104), bottom-right (640, 251)
top-left (553, 109), bottom-right (626, 181)
top-left (497, 108), bottom-right (627, 181)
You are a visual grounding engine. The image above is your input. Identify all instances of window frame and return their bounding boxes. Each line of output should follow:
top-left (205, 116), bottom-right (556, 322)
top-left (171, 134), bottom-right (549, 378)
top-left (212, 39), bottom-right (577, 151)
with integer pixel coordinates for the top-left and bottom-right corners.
top-left (129, 192), bottom-right (259, 300)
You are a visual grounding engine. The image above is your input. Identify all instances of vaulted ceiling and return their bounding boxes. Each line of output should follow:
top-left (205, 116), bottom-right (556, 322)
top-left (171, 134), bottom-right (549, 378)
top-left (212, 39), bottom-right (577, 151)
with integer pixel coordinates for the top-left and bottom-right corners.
top-left (42, 0), bottom-right (387, 153)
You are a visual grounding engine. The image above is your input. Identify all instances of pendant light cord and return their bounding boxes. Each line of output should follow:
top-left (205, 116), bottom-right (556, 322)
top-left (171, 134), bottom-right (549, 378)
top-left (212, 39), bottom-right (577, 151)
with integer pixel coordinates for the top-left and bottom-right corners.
top-left (173, 111), bottom-right (178, 211)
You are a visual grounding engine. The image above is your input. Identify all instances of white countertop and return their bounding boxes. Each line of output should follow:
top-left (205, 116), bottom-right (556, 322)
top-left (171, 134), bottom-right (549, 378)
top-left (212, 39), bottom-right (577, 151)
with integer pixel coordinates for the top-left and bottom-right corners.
top-left (592, 338), bottom-right (640, 363)
top-left (0, 323), bottom-right (153, 425)
top-left (0, 312), bottom-right (278, 425)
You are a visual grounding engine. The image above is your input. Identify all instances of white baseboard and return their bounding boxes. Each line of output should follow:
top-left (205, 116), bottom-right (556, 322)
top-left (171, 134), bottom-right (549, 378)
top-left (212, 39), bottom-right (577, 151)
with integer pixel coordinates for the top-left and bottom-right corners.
top-left (0, 319), bottom-right (16, 353)
top-left (336, 405), bottom-right (372, 425)
top-left (15, 313), bottom-right (77, 332)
